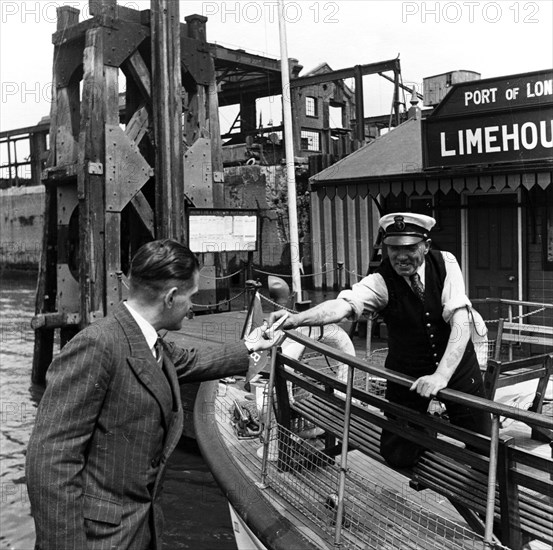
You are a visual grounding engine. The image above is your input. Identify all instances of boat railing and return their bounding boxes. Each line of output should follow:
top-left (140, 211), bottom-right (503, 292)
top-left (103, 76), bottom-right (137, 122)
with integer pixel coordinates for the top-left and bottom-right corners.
top-left (258, 331), bottom-right (553, 550)
top-left (471, 298), bottom-right (553, 362)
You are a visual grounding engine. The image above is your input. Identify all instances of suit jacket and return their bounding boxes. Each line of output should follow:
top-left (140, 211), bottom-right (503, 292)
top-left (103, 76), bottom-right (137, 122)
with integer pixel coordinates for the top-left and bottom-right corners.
top-left (26, 303), bottom-right (249, 550)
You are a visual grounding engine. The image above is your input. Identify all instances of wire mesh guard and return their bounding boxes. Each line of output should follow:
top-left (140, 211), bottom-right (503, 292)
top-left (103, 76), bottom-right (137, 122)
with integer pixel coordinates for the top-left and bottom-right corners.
top-left (262, 424), bottom-right (509, 550)
top-left (256, 347), bottom-right (513, 550)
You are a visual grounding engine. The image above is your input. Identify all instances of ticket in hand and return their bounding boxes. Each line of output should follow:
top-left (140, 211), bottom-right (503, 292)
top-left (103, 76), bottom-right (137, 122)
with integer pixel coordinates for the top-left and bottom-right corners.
top-left (262, 313), bottom-right (289, 339)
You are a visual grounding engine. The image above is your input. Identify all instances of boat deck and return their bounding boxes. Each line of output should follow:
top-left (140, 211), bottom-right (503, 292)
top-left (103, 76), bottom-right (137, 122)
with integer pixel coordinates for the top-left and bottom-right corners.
top-left (216, 380), bottom-right (491, 549)
top-left (170, 309), bottom-right (551, 550)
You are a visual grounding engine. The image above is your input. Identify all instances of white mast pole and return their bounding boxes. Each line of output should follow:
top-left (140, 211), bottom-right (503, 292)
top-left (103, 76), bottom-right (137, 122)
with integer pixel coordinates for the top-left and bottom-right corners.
top-left (278, 0), bottom-right (302, 303)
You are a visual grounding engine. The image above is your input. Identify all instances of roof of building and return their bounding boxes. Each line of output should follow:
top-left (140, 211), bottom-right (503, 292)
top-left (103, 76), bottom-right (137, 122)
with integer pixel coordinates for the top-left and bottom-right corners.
top-left (310, 117), bottom-right (422, 184)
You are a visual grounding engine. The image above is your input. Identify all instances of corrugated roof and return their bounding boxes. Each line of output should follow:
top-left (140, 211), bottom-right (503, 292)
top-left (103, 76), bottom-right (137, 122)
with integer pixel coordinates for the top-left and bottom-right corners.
top-left (310, 117), bottom-right (422, 184)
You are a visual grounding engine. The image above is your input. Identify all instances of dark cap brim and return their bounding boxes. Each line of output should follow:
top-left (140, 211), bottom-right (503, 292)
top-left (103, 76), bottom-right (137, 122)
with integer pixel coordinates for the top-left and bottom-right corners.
top-left (383, 235), bottom-right (426, 246)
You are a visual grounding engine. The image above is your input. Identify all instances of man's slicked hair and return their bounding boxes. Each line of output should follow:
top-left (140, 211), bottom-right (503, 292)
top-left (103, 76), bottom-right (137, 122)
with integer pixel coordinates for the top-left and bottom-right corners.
top-left (129, 239), bottom-right (200, 293)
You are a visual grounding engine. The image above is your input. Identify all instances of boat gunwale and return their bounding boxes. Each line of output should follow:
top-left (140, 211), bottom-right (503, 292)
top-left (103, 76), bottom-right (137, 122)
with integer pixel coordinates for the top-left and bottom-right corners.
top-left (194, 379), bottom-right (321, 550)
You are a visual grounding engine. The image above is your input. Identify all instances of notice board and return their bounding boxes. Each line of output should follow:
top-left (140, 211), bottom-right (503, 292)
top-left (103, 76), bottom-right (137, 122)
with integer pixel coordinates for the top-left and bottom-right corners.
top-left (188, 209), bottom-right (258, 253)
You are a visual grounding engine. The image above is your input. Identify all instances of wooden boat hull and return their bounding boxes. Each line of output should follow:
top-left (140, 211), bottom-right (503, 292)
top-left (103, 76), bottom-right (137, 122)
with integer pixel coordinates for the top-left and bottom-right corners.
top-left (194, 380), bottom-right (320, 550)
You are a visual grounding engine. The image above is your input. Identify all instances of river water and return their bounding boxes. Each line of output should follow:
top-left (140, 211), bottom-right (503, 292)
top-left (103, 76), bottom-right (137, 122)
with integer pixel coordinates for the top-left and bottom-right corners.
top-left (0, 271), bottom-right (237, 550)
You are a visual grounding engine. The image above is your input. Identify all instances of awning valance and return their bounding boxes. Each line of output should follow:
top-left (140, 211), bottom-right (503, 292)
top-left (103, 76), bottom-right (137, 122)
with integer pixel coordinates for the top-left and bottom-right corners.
top-left (312, 171), bottom-right (552, 200)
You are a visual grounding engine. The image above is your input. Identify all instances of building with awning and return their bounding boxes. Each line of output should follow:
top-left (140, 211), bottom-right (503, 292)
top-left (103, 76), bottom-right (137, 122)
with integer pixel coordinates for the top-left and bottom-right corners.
top-left (309, 69), bottom-right (552, 321)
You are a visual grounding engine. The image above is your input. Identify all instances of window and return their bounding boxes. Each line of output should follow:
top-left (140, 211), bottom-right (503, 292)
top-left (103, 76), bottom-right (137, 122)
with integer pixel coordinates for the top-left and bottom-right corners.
top-left (301, 130), bottom-right (320, 152)
top-left (305, 96), bottom-right (317, 117)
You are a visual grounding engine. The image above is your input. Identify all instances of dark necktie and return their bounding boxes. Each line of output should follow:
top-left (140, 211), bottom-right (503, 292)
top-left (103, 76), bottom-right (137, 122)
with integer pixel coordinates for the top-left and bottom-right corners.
top-left (410, 273), bottom-right (425, 302)
top-left (154, 337), bottom-right (164, 368)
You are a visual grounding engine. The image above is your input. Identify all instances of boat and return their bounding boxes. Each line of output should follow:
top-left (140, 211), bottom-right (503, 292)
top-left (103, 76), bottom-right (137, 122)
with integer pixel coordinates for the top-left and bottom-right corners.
top-left (194, 292), bottom-right (553, 550)
top-left (193, 4), bottom-right (552, 545)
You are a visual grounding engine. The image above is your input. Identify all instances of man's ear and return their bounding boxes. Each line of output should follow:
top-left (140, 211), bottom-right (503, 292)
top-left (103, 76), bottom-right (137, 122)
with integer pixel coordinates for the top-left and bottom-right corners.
top-left (423, 239), bottom-right (431, 254)
top-left (164, 286), bottom-right (178, 308)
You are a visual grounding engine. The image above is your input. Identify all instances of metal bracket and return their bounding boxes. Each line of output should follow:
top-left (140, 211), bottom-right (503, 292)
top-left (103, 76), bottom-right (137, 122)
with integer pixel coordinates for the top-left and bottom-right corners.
top-left (88, 162), bottom-right (103, 175)
top-left (105, 124), bottom-right (153, 212)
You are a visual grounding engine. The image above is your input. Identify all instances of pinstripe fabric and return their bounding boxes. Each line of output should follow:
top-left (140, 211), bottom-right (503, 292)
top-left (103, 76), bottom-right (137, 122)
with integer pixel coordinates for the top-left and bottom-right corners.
top-left (26, 303), bottom-right (249, 550)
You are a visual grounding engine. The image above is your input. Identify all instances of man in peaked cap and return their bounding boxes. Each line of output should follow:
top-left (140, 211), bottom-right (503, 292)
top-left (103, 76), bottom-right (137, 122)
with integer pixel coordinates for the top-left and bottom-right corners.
top-left (268, 212), bottom-right (491, 468)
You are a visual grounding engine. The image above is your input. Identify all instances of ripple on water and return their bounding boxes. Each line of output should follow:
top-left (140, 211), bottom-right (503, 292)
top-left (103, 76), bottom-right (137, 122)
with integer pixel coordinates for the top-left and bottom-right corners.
top-left (0, 273), bottom-right (37, 549)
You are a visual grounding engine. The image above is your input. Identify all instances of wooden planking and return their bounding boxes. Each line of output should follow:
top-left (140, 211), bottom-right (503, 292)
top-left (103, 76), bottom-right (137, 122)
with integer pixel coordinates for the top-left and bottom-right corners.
top-left (358, 195), bottom-right (370, 275)
top-left (322, 195), bottom-right (335, 288)
top-left (334, 195), bottom-right (345, 288)
top-left (345, 194), bottom-right (359, 287)
top-left (210, 380), bottom-right (479, 550)
top-left (311, 192), bottom-right (323, 289)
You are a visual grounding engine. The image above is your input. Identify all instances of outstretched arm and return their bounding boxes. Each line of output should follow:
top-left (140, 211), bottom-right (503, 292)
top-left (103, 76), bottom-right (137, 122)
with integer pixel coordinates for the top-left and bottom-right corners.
top-left (268, 298), bottom-right (354, 330)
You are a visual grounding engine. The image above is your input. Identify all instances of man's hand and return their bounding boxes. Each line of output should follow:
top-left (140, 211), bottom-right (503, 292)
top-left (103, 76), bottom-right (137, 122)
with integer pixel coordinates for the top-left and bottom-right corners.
top-left (267, 309), bottom-right (297, 330)
top-left (410, 372), bottom-right (449, 398)
top-left (244, 325), bottom-right (285, 352)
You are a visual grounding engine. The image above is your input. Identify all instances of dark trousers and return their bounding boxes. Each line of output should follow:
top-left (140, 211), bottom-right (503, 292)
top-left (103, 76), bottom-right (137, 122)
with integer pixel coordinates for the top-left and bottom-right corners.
top-left (380, 359), bottom-right (492, 468)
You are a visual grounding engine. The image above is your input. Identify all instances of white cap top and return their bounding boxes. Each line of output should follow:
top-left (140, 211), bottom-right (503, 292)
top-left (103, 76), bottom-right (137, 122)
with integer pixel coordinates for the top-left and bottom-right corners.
top-left (379, 212), bottom-right (436, 245)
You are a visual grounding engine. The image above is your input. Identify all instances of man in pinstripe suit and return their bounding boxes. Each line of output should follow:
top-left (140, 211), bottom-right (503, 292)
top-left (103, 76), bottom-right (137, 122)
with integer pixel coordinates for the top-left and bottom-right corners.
top-left (26, 240), bottom-right (277, 550)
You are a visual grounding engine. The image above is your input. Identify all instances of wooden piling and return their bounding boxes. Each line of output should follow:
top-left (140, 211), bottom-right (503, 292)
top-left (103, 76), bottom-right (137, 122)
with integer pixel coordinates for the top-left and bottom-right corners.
top-left (152, 0), bottom-right (184, 241)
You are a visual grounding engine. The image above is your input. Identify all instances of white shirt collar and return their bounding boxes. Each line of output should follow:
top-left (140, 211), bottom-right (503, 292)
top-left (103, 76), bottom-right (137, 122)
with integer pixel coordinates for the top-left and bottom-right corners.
top-left (124, 302), bottom-right (158, 356)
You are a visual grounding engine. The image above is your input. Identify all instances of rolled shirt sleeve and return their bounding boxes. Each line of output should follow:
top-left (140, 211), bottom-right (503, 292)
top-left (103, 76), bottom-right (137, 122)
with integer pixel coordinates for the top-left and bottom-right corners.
top-left (337, 273), bottom-right (389, 321)
top-left (337, 251), bottom-right (470, 324)
top-left (440, 251), bottom-right (471, 322)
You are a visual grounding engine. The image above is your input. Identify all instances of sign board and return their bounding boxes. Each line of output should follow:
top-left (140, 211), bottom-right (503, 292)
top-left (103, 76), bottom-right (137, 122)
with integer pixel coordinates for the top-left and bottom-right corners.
top-left (423, 69), bottom-right (553, 169)
top-left (188, 208), bottom-right (258, 253)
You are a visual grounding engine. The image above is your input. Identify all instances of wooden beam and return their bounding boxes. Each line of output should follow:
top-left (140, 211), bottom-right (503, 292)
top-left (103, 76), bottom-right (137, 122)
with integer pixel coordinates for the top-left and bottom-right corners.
top-left (151, 0), bottom-right (184, 240)
top-left (208, 78), bottom-right (224, 206)
top-left (124, 51), bottom-right (152, 103)
top-left (32, 185), bottom-right (58, 384)
top-left (89, 0), bottom-right (144, 23)
top-left (78, 27), bottom-right (107, 326)
top-left (130, 192), bottom-right (155, 235)
top-left (217, 74), bottom-right (282, 105)
top-left (210, 43), bottom-right (281, 73)
top-left (290, 58), bottom-right (400, 89)
top-left (125, 104), bottom-right (149, 144)
top-left (354, 64), bottom-right (365, 148)
top-left (31, 312), bottom-right (80, 330)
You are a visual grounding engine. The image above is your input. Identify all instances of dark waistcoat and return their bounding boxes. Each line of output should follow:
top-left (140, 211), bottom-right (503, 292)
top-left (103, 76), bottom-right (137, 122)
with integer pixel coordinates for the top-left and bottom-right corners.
top-left (378, 251), bottom-right (463, 378)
